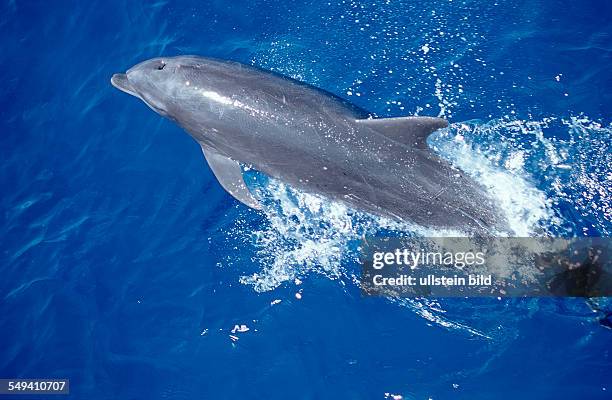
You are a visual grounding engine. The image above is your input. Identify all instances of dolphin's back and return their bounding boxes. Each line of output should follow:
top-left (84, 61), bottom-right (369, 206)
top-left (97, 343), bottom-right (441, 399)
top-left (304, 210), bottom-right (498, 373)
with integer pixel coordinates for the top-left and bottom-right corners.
top-left (177, 56), bottom-right (370, 120)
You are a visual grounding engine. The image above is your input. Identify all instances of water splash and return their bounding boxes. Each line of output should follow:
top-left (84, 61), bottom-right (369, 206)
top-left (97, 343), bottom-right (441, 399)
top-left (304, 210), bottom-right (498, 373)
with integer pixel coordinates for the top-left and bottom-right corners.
top-left (428, 121), bottom-right (555, 236)
top-left (428, 116), bottom-right (611, 236)
top-left (234, 114), bottom-right (610, 337)
top-left (238, 180), bottom-right (361, 292)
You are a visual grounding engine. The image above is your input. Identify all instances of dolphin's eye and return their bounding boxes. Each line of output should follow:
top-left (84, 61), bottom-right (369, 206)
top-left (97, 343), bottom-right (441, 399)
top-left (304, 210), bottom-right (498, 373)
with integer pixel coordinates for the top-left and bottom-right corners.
top-left (156, 62), bottom-right (166, 70)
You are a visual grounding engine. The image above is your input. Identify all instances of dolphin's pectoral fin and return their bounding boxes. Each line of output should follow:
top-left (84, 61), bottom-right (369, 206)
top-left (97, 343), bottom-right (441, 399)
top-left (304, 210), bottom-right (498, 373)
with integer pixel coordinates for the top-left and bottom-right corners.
top-left (355, 116), bottom-right (448, 148)
top-left (200, 145), bottom-right (262, 210)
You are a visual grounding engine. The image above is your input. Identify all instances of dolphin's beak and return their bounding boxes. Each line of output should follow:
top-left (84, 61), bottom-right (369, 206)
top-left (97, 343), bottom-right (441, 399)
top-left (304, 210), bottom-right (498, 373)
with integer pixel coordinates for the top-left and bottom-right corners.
top-left (111, 73), bottom-right (138, 97)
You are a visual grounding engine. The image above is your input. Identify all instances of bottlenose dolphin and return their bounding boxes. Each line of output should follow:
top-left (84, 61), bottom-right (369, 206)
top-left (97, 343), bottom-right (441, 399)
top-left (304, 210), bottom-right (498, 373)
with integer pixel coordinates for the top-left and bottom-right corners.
top-left (111, 56), bottom-right (505, 233)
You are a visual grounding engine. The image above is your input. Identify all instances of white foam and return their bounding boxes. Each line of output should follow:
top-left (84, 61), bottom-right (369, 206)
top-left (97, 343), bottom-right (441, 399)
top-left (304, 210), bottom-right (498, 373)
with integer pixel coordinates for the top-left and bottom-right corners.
top-left (428, 122), bottom-right (554, 236)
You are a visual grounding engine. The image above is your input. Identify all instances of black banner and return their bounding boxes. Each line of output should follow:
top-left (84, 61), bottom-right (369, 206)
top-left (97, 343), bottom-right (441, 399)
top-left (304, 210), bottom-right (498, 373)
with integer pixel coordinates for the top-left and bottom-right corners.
top-left (360, 237), bottom-right (612, 297)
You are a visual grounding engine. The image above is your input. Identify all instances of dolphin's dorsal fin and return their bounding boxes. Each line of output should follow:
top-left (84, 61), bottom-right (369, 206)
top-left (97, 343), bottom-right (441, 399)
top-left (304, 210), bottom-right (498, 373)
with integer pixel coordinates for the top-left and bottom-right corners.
top-left (200, 145), bottom-right (261, 210)
top-left (355, 116), bottom-right (448, 147)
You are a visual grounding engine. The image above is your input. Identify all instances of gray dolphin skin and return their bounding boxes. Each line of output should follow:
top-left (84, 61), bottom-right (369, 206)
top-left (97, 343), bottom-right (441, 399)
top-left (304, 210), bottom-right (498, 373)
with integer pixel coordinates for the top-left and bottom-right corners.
top-left (111, 56), bottom-right (505, 233)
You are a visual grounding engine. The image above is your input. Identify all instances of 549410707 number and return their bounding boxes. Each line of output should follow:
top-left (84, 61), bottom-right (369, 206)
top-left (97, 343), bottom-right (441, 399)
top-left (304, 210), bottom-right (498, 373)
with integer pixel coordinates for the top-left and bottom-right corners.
top-left (0, 379), bottom-right (69, 394)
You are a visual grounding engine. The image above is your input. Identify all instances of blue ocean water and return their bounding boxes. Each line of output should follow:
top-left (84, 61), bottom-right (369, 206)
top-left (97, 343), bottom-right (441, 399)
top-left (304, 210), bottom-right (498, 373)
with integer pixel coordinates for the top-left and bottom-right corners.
top-left (1, 0), bottom-right (611, 398)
